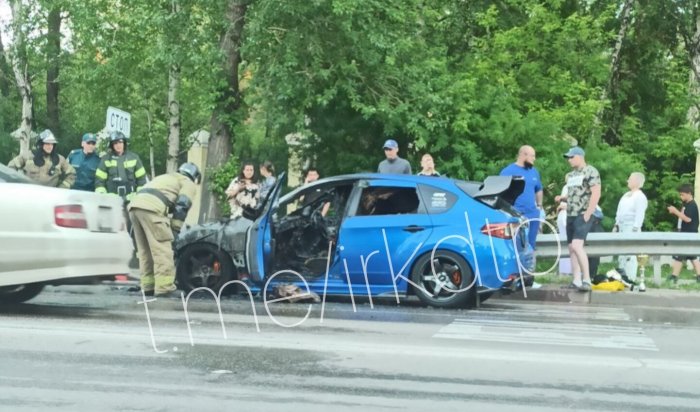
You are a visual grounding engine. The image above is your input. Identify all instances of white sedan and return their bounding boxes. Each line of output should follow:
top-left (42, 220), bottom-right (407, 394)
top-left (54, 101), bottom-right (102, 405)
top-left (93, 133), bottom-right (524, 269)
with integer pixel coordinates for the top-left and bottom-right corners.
top-left (0, 164), bottom-right (133, 303)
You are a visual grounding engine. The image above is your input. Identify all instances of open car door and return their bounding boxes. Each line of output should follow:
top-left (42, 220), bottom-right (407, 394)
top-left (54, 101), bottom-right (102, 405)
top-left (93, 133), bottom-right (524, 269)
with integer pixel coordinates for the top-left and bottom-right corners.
top-left (246, 172), bottom-right (286, 283)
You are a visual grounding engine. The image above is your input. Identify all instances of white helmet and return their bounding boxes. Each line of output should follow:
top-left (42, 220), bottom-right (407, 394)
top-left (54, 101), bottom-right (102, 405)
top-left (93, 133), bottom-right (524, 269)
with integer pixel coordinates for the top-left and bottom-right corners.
top-left (39, 129), bottom-right (58, 145)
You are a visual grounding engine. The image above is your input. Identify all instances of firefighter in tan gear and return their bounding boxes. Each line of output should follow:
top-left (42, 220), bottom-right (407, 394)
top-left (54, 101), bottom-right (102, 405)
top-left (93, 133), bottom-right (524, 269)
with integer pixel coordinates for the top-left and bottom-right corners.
top-left (7, 129), bottom-right (76, 188)
top-left (127, 163), bottom-right (200, 296)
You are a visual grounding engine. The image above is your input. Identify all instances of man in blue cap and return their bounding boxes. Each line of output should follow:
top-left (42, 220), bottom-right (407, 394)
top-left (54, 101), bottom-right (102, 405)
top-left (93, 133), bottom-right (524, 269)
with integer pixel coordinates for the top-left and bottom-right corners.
top-left (68, 133), bottom-right (101, 191)
top-left (558, 146), bottom-right (601, 292)
top-left (377, 139), bottom-right (412, 174)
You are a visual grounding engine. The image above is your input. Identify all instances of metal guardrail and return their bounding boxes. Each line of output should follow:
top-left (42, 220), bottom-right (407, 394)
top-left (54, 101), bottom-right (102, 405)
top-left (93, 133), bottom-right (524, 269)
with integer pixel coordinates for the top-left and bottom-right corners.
top-left (536, 232), bottom-right (700, 284)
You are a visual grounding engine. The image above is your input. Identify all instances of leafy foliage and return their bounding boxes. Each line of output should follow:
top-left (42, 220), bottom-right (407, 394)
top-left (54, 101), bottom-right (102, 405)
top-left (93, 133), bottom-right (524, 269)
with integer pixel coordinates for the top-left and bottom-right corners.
top-left (1, 0), bottom-right (698, 228)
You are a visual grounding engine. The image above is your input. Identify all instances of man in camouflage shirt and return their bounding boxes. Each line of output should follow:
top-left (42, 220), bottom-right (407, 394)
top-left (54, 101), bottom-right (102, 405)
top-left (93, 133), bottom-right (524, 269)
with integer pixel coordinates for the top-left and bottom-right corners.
top-left (560, 146), bottom-right (601, 292)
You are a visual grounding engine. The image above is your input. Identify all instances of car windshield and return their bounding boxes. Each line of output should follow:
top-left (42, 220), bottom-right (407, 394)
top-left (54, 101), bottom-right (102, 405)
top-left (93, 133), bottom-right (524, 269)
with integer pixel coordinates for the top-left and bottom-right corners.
top-left (0, 163), bottom-right (36, 184)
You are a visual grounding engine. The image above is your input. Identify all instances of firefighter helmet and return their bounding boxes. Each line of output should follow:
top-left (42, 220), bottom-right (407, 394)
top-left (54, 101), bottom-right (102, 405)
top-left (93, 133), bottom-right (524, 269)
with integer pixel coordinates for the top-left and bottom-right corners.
top-left (178, 162), bottom-right (201, 184)
top-left (108, 131), bottom-right (127, 142)
top-left (38, 129), bottom-right (58, 145)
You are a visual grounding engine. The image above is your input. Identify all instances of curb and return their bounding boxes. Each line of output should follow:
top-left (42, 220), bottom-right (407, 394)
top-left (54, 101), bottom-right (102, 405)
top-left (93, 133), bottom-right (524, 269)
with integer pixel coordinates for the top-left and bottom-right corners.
top-left (494, 286), bottom-right (700, 309)
top-left (589, 288), bottom-right (700, 309)
top-left (494, 287), bottom-right (590, 305)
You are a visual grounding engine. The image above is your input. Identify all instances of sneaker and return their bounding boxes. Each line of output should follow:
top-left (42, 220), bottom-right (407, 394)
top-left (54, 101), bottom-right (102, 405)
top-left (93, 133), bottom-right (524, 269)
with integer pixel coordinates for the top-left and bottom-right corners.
top-left (564, 282), bottom-right (581, 290)
top-left (578, 281), bottom-right (592, 292)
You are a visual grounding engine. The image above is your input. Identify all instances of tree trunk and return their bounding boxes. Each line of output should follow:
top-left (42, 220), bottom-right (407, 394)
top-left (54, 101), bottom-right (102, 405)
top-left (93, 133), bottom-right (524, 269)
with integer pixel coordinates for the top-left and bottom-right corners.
top-left (593, 0), bottom-right (634, 144)
top-left (166, 0), bottom-right (182, 174)
top-left (46, 6), bottom-right (61, 139)
top-left (685, 12), bottom-right (700, 130)
top-left (145, 106), bottom-right (156, 179)
top-left (9, 0), bottom-right (33, 155)
top-left (167, 64), bottom-right (181, 173)
top-left (200, 0), bottom-right (248, 222)
top-left (0, 31), bottom-right (11, 97)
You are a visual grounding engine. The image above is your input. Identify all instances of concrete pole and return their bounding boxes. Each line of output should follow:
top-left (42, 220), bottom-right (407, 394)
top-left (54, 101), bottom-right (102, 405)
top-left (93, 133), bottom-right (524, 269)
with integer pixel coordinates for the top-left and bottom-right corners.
top-left (285, 133), bottom-right (306, 215)
top-left (285, 133), bottom-right (304, 189)
top-left (186, 129), bottom-right (210, 225)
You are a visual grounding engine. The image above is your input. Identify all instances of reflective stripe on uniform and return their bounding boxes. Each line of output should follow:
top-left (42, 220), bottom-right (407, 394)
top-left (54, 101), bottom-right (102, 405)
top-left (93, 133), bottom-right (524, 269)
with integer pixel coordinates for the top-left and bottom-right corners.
top-left (95, 169), bottom-right (108, 179)
top-left (124, 159), bottom-right (138, 168)
top-left (95, 187), bottom-right (107, 193)
top-left (134, 167), bottom-right (146, 178)
top-left (104, 160), bottom-right (118, 168)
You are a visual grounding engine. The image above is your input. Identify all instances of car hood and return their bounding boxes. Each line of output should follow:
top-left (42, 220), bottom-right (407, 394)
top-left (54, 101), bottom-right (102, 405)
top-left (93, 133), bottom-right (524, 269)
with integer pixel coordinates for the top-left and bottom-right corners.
top-left (175, 218), bottom-right (253, 255)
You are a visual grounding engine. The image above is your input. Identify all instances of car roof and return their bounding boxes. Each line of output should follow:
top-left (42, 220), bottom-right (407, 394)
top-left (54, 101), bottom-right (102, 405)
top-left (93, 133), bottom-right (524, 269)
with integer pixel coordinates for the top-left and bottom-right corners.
top-left (281, 173), bottom-right (476, 201)
top-left (309, 173), bottom-right (463, 185)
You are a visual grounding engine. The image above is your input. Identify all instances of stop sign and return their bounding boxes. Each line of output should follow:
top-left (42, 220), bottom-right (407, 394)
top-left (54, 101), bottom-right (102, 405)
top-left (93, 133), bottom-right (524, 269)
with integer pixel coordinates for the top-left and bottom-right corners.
top-left (106, 106), bottom-right (131, 138)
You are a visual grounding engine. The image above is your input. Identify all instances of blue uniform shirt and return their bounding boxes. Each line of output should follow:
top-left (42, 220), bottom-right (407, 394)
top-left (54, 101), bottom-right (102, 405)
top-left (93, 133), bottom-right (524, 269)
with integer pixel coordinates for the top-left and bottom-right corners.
top-left (499, 163), bottom-right (543, 216)
top-left (68, 149), bottom-right (101, 192)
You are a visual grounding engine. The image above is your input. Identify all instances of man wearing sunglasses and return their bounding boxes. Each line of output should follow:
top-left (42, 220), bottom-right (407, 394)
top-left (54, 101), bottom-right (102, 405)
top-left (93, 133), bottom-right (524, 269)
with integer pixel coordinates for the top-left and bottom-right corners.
top-left (68, 133), bottom-right (101, 192)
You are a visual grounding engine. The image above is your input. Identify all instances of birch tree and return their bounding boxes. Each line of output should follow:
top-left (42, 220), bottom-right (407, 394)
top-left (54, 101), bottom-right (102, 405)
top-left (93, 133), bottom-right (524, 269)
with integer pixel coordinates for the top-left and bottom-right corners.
top-left (597, 0), bottom-right (635, 145)
top-left (165, 0), bottom-right (181, 173)
top-left (677, 5), bottom-right (700, 130)
top-left (6, 0), bottom-right (34, 156)
top-left (45, 4), bottom-right (61, 140)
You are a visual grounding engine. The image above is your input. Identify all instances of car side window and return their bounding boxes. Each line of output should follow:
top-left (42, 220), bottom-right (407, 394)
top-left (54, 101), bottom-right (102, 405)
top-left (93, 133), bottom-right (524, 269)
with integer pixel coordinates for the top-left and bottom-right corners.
top-left (357, 186), bottom-right (424, 216)
top-left (418, 184), bottom-right (457, 214)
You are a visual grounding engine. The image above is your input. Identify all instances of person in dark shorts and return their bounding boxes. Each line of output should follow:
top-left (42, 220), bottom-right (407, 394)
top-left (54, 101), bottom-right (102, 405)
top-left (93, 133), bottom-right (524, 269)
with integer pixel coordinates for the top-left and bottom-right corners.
top-left (560, 147), bottom-right (601, 292)
top-left (667, 183), bottom-right (700, 283)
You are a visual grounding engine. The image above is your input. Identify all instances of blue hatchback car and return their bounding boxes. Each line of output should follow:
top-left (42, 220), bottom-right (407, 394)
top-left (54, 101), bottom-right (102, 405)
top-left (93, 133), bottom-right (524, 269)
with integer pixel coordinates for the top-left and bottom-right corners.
top-left (175, 173), bottom-right (534, 308)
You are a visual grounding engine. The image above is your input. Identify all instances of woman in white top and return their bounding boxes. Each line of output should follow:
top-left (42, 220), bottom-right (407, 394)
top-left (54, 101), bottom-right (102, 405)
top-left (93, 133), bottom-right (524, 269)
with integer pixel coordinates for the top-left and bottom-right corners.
top-left (614, 172), bottom-right (648, 280)
top-left (225, 162), bottom-right (260, 219)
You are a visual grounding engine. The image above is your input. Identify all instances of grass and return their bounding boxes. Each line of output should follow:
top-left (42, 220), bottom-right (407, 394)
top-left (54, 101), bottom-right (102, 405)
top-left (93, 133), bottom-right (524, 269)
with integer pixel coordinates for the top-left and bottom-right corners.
top-left (533, 258), bottom-right (700, 291)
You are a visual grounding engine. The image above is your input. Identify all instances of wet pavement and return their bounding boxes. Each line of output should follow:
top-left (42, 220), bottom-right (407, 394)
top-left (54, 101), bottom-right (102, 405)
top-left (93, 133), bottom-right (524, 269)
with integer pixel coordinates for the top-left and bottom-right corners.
top-left (1, 284), bottom-right (700, 411)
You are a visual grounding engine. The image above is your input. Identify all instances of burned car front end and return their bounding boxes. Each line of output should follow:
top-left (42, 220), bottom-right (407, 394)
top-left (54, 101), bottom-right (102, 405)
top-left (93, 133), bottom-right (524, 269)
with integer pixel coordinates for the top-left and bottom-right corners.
top-left (174, 218), bottom-right (252, 293)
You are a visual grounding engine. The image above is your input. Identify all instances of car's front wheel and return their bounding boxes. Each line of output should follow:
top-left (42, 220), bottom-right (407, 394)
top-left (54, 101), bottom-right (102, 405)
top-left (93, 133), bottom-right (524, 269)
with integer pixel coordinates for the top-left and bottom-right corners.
top-left (176, 243), bottom-right (235, 294)
top-left (0, 283), bottom-right (45, 304)
top-left (411, 250), bottom-right (475, 308)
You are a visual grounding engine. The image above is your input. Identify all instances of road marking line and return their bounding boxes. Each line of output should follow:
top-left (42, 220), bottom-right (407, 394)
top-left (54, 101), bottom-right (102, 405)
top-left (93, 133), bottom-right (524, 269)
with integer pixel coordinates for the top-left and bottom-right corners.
top-left (435, 317), bottom-right (658, 351)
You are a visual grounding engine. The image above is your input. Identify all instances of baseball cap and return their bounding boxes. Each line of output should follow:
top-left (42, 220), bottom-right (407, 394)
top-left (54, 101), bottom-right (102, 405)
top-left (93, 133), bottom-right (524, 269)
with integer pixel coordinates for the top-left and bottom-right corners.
top-left (82, 133), bottom-right (97, 143)
top-left (383, 139), bottom-right (399, 150)
top-left (563, 146), bottom-right (585, 158)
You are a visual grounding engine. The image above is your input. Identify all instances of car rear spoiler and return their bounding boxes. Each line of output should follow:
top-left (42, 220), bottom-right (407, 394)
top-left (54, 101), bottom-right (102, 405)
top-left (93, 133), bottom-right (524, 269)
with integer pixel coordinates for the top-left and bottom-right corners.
top-left (473, 175), bottom-right (525, 205)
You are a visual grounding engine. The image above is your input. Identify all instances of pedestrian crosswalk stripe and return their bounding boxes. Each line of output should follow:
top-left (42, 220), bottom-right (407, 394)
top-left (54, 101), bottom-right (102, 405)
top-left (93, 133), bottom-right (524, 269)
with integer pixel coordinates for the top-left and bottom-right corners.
top-left (434, 316), bottom-right (658, 351)
top-left (472, 305), bottom-right (631, 322)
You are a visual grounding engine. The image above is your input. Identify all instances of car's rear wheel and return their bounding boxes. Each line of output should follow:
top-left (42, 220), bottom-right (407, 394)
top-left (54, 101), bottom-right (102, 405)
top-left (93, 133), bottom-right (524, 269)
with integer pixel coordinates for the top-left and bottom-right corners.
top-left (0, 283), bottom-right (45, 304)
top-left (176, 243), bottom-right (235, 294)
top-left (411, 250), bottom-right (475, 308)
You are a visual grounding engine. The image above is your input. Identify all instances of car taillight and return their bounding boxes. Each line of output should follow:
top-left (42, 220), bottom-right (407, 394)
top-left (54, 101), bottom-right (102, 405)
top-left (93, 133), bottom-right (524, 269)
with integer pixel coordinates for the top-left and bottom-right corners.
top-left (55, 205), bottom-right (88, 229)
top-left (481, 222), bottom-right (518, 239)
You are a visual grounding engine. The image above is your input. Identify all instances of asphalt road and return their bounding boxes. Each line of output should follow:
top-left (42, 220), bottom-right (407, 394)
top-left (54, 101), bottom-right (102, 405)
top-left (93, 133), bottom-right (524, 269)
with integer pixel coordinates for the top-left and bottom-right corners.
top-left (1, 284), bottom-right (700, 411)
